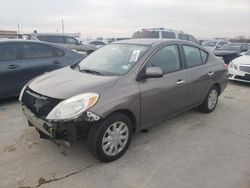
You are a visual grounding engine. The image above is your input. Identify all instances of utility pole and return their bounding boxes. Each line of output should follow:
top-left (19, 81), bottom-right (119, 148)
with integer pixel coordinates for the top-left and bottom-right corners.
top-left (62, 19), bottom-right (64, 34)
top-left (17, 24), bottom-right (20, 34)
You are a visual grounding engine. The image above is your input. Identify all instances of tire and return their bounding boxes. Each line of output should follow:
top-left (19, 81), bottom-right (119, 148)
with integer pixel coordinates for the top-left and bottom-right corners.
top-left (87, 113), bottom-right (133, 162)
top-left (199, 85), bottom-right (219, 113)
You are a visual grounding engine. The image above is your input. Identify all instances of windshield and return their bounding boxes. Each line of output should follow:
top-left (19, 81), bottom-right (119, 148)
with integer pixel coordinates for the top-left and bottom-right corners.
top-left (78, 44), bottom-right (149, 76)
top-left (218, 43), bottom-right (241, 51)
top-left (202, 41), bottom-right (217, 47)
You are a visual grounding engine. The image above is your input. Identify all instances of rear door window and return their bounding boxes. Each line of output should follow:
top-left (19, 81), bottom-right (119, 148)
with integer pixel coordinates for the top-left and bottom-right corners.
top-left (178, 34), bottom-right (189, 41)
top-left (132, 31), bottom-right (159, 39)
top-left (162, 31), bottom-right (176, 39)
top-left (146, 45), bottom-right (181, 74)
top-left (0, 44), bottom-right (18, 61)
top-left (183, 45), bottom-right (203, 67)
top-left (23, 43), bottom-right (55, 59)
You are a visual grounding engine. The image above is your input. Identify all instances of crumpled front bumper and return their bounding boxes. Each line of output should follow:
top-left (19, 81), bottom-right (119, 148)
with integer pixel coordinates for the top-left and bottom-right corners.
top-left (22, 105), bottom-right (55, 138)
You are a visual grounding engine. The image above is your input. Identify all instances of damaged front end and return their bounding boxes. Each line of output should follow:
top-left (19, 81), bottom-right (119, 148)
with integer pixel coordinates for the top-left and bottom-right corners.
top-left (20, 87), bottom-right (101, 144)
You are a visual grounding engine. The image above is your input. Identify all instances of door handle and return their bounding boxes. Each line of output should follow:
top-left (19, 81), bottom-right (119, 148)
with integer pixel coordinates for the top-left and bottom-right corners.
top-left (8, 64), bottom-right (18, 69)
top-left (176, 80), bottom-right (185, 86)
top-left (53, 60), bottom-right (61, 64)
top-left (208, 72), bottom-right (214, 76)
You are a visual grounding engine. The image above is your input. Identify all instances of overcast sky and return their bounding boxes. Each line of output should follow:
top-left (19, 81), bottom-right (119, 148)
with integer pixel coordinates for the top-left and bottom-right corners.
top-left (0, 0), bottom-right (249, 39)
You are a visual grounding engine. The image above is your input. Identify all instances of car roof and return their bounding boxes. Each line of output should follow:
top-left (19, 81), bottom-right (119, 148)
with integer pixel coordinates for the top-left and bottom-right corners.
top-left (113, 38), bottom-right (197, 46)
top-left (30, 33), bottom-right (74, 37)
top-left (0, 39), bottom-right (55, 45)
top-left (0, 39), bottom-right (71, 51)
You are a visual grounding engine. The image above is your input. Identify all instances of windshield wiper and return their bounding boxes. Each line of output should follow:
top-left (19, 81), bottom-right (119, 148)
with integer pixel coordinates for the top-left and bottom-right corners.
top-left (80, 69), bottom-right (103, 76)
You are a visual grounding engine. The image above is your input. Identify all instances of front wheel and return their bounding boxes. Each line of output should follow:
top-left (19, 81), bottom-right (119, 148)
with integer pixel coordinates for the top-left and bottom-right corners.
top-left (199, 86), bottom-right (219, 113)
top-left (87, 113), bottom-right (133, 162)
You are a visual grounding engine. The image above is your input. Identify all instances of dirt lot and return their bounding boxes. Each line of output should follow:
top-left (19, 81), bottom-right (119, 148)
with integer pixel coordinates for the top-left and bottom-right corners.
top-left (0, 81), bottom-right (250, 188)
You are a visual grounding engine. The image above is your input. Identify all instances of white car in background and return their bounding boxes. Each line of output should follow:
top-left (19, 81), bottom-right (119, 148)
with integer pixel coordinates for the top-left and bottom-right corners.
top-left (228, 50), bottom-right (250, 83)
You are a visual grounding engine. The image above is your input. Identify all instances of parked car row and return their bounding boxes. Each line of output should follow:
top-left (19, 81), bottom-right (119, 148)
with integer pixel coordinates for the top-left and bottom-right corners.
top-left (0, 40), bottom-right (86, 99)
top-left (202, 40), bottom-right (230, 51)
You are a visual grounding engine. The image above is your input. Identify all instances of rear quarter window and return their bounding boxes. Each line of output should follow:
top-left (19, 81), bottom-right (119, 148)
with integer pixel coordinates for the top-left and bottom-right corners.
top-left (54, 48), bottom-right (65, 57)
top-left (187, 35), bottom-right (198, 44)
top-left (200, 50), bottom-right (208, 63)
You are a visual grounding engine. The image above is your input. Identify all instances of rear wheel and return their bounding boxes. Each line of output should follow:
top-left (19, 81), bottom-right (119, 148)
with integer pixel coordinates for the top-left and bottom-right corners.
top-left (87, 113), bottom-right (133, 162)
top-left (199, 86), bottom-right (219, 113)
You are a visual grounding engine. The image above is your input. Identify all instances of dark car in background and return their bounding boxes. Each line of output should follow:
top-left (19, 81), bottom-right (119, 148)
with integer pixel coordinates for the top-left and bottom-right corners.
top-left (27, 33), bottom-right (97, 54)
top-left (20, 39), bottom-right (228, 162)
top-left (213, 43), bottom-right (249, 64)
top-left (0, 40), bottom-right (85, 99)
top-left (202, 40), bottom-right (229, 51)
top-left (132, 28), bottom-right (198, 44)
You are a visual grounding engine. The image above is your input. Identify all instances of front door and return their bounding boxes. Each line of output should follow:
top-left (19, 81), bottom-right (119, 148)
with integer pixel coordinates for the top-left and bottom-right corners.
top-left (20, 43), bottom-right (63, 87)
top-left (0, 43), bottom-right (22, 97)
top-left (139, 44), bottom-right (188, 127)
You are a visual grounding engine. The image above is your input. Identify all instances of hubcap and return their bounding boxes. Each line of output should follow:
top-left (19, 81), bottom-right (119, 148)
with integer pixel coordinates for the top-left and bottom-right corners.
top-left (102, 121), bottom-right (129, 156)
top-left (208, 89), bottom-right (218, 110)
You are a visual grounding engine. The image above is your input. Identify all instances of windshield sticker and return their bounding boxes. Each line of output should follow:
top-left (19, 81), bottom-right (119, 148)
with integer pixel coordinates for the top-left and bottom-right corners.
top-left (129, 50), bottom-right (140, 63)
top-left (122, 65), bottom-right (130, 70)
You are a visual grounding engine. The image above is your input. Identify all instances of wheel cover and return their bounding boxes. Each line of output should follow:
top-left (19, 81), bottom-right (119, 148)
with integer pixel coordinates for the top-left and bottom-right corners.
top-left (208, 89), bottom-right (218, 110)
top-left (102, 121), bottom-right (129, 156)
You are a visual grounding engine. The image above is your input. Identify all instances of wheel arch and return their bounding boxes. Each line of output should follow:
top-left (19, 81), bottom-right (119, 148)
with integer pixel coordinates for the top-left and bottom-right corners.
top-left (213, 82), bottom-right (221, 95)
top-left (104, 109), bottom-right (137, 133)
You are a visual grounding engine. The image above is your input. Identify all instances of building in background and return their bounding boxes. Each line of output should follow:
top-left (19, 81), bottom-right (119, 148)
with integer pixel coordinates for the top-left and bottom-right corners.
top-left (0, 30), bottom-right (22, 39)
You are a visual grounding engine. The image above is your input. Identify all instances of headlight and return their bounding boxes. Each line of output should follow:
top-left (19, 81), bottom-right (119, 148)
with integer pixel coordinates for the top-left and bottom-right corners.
top-left (19, 84), bottom-right (28, 102)
top-left (228, 61), bottom-right (238, 70)
top-left (46, 93), bottom-right (99, 121)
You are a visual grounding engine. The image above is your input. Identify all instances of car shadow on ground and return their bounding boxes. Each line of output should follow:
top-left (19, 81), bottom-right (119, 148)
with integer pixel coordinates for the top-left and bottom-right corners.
top-left (0, 97), bottom-right (18, 106)
top-left (229, 80), bottom-right (250, 87)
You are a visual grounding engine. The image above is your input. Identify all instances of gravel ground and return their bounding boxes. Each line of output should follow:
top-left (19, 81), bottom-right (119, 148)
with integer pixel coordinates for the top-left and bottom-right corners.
top-left (0, 81), bottom-right (249, 188)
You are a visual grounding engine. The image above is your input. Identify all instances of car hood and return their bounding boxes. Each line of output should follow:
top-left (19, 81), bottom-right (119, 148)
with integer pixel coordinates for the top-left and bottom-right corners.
top-left (28, 67), bottom-right (118, 99)
top-left (232, 56), bottom-right (250, 65)
top-left (213, 50), bottom-right (239, 57)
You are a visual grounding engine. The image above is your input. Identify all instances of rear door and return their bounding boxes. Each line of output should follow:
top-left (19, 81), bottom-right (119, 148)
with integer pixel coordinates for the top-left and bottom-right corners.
top-left (20, 43), bottom-right (64, 86)
top-left (139, 44), bottom-right (188, 127)
top-left (0, 43), bottom-right (22, 97)
top-left (181, 44), bottom-right (214, 106)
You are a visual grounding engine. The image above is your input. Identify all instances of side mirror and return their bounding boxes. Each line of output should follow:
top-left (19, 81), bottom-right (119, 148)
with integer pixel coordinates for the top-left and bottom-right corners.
top-left (143, 67), bottom-right (163, 79)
